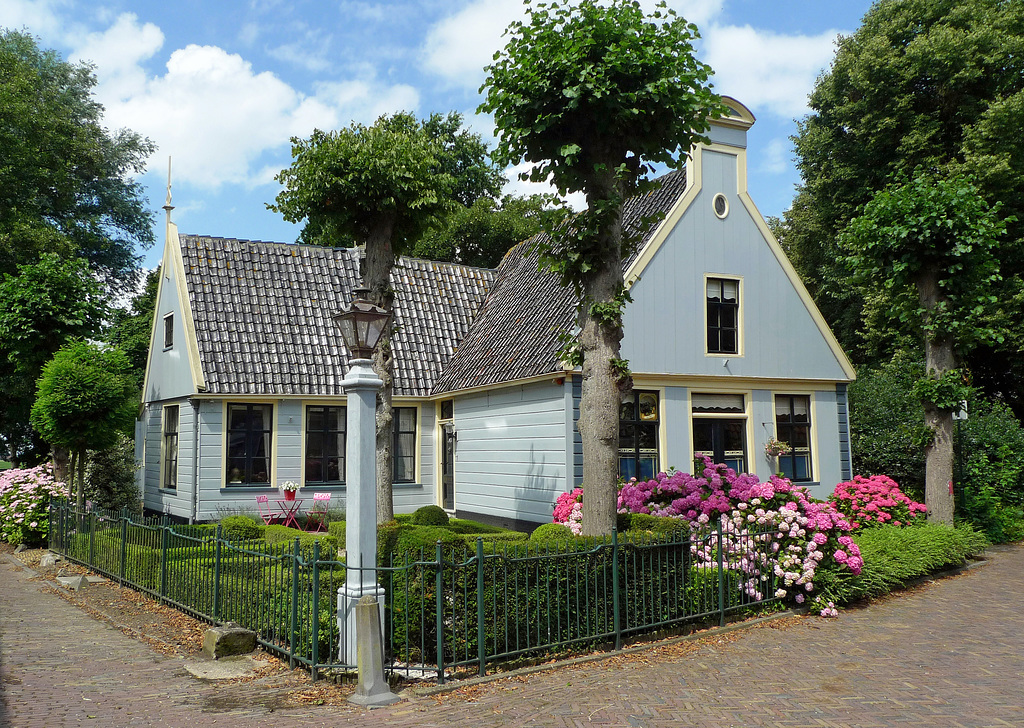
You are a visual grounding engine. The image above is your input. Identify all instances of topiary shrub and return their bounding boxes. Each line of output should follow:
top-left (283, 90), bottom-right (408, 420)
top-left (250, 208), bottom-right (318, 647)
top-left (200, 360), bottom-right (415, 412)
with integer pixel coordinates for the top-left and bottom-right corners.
top-left (411, 504), bottom-right (450, 527)
top-left (263, 524), bottom-right (337, 552)
top-left (220, 514), bottom-right (264, 541)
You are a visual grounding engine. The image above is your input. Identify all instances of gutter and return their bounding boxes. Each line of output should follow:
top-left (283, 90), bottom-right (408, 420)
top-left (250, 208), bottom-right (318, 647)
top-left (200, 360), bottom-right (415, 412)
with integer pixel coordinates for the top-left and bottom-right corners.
top-left (191, 397), bottom-right (200, 524)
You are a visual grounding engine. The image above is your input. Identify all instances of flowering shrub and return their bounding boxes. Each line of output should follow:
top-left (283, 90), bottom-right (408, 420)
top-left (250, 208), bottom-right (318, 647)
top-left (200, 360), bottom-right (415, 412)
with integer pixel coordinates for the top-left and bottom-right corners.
top-left (830, 474), bottom-right (927, 529)
top-left (561, 458), bottom-right (863, 612)
top-left (0, 464), bottom-right (68, 546)
top-left (552, 487), bottom-right (584, 535)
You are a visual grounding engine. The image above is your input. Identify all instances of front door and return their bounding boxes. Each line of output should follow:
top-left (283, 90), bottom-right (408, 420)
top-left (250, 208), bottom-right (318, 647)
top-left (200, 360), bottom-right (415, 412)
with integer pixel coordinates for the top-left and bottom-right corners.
top-left (441, 423), bottom-right (455, 510)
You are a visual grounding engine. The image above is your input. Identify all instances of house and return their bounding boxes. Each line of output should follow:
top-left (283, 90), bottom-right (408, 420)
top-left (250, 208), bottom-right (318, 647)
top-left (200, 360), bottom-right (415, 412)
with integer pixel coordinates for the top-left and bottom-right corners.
top-left (136, 97), bottom-right (855, 529)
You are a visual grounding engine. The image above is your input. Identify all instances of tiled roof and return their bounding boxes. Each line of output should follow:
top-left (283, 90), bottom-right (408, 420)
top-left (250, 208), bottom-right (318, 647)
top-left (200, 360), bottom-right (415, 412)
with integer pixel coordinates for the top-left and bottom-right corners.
top-left (179, 235), bottom-right (494, 397)
top-left (432, 170), bottom-right (688, 394)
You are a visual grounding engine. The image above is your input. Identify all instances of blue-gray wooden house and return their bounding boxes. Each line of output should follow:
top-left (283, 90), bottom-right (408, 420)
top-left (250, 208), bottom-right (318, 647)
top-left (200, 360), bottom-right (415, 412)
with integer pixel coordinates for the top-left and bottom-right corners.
top-left (136, 98), bottom-right (856, 528)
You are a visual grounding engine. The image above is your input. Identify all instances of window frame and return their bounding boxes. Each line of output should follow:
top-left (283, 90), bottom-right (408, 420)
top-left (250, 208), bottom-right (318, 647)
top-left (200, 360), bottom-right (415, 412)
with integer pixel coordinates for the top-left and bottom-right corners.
top-left (161, 404), bottom-right (179, 492)
top-left (392, 406), bottom-right (418, 484)
top-left (705, 275), bottom-right (741, 356)
top-left (774, 393), bottom-right (814, 482)
top-left (618, 390), bottom-right (661, 481)
top-left (163, 313), bottom-right (174, 350)
top-left (224, 402), bottom-right (274, 487)
top-left (691, 392), bottom-right (749, 473)
top-left (304, 404), bottom-right (346, 486)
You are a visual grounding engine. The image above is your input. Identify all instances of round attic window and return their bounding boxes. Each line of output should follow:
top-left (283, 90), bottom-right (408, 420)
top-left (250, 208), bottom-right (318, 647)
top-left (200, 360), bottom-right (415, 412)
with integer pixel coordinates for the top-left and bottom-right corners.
top-left (713, 193), bottom-right (729, 219)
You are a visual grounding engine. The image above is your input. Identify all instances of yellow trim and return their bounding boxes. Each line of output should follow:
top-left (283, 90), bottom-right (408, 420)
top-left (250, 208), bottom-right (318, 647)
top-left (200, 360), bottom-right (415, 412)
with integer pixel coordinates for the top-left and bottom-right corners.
top-left (630, 373), bottom-right (843, 391)
top-left (220, 400), bottom-right (278, 489)
top-left (716, 96), bottom-right (756, 130)
top-left (703, 273), bottom-right (744, 359)
top-left (167, 223), bottom-right (207, 391)
top-left (686, 388), bottom-right (754, 472)
top-left (298, 400), bottom-right (346, 488)
top-left (769, 392), bottom-right (820, 484)
top-left (738, 192), bottom-right (857, 380)
top-left (432, 372), bottom-right (568, 401)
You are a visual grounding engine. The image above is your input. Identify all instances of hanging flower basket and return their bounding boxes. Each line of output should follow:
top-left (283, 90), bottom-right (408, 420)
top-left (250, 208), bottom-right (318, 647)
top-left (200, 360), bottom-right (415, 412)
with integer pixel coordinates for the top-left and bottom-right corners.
top-left (764, 437), bottom-right (792, 458)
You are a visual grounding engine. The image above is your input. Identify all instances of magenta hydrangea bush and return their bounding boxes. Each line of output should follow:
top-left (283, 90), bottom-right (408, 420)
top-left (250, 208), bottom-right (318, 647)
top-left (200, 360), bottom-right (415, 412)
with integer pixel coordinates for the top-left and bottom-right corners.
top-left (555, 458), bottom-right (863, 612)
top-left (553, 487), bottom-right (584, 535)
top-left (830, 474), bottom-right (927, 529)
top-left (0, 464), bottom-right (68, 546)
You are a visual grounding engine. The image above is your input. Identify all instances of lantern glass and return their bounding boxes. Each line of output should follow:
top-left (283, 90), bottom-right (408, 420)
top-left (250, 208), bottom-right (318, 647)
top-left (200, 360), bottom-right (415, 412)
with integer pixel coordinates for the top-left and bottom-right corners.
top-left (332, 288), bottom-right (391, 360)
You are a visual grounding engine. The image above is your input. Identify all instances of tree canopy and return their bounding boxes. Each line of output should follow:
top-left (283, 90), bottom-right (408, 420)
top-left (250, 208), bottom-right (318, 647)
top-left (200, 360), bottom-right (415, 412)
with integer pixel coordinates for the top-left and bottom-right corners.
top-left (30, 340), bottom-right (136, 508)
top-left (780, 0), bottom-right (1024, 410)
top-left (841, 170), bottom-right (1007, 524)
top-left (0, 29), bottom-right (155, 288)
top-left (481, 0), bottom-right (723, 535)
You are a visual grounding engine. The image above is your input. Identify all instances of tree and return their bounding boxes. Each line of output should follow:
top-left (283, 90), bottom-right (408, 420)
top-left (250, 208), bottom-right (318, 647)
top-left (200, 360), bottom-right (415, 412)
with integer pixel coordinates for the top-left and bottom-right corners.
top-left (480, 0), bottom-right (723, 535)
top-left (0, 254), bottom-right (108, 463)
top-left (840, 171), bottom-right (1007, 524)
top-left (411, 194), bottom-right (564, 268)
top-left (108, 268), bottom-right (160, 389)
top-left (30, 341), bottom-right (137, 510)
top-left (271, 112), bottom-right (461, 522)
top-left (781, 0), bottom-right (1024, 408)
top-left (0, 29), bottom-right (155, 288)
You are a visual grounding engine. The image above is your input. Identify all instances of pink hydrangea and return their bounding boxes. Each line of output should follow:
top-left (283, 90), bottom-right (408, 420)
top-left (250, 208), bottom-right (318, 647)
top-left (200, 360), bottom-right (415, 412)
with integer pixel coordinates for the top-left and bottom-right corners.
top-left (831, 475), bottom-right (926, 531)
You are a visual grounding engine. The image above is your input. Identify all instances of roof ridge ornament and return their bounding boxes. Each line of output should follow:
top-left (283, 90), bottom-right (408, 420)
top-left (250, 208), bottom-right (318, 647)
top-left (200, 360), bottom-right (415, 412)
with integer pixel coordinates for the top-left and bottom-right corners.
top-left (163, 156), bottom-right (174, 223)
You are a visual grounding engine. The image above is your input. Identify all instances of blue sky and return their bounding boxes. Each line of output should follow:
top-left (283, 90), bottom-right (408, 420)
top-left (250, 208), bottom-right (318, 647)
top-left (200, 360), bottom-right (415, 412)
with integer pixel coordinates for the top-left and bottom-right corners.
top-left (1, 0), bottom-right (873, 271)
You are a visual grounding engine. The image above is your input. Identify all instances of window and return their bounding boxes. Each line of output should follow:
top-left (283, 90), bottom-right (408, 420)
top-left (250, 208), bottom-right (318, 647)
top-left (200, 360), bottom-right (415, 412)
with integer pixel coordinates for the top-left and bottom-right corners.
top-left (393, 407), bottom-right (417, 483)
top-left (305, 405), bottom-right (345, 484)
top-left (619, 390), bottom-right (660, 480)
top-left (226, 404), bottom-right (272, 485)
top-left (692, 393), bottom-right (747, 473)
top-left (706, 278), bottom-right (739, 354)
top-left (162, 405), bottom-right (178, 491)
top-left (163, 313), bottom-right (174, 349)
top-left (775, 395), bottom-right (812, 482)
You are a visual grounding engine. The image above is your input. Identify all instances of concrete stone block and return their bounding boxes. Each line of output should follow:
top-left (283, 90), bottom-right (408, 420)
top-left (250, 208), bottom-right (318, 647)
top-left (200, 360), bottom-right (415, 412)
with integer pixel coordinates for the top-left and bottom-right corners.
top-left (202, 624), bottom-right (257, 660)
top-left (56, 575), bottom-right (88, 591)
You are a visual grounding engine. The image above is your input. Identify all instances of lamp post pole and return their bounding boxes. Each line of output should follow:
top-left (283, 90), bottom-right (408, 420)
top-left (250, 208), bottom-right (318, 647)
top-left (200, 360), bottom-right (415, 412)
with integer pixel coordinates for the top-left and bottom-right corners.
top-left (333, 288), bottom-right (391, 667)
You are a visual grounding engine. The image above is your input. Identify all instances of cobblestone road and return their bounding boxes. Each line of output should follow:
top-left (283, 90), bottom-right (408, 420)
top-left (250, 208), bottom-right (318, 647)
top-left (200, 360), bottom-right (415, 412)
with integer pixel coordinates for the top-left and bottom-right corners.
top-left (2, 545), bottom-right (1022, 727)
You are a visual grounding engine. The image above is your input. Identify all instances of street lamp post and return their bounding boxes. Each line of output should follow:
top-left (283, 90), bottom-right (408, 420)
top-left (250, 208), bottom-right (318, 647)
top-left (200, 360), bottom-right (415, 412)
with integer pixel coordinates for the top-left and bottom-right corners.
top-left (333, 286), bottom-right (391, 667)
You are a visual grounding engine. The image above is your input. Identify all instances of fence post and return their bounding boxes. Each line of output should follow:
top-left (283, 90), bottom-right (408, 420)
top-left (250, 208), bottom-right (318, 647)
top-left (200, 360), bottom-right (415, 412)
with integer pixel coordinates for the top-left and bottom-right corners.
top-left (159, 523), bottom-right (169, 600)
top-left (435, 541), bottom-right (445, 685)
top-left (476, 538), bottom-right (485, 677)
top-left (612, 528), bottom-right (621, 651)
top-left (213, 524), bottom-right (223, 620)
top-left (290, 538), bottom-right (300, 669)
top-left (87, 511), bottom-right (95, 565)
top-left (119, 511), bottom-right (128, 583)
top-left (717, 519), bottom-right (725, 628)
top-left (311, 540), bottom-right (321, 682)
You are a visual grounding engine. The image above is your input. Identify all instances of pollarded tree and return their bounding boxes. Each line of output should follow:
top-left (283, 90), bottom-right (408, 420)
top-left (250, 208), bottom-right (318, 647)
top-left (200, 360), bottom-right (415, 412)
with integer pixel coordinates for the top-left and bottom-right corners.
top-left (480, 0), bottom-right (724, 535)
top-left (30, 341), bottom-right (137, 510)
top-left (840, 171), bottom-right (1008, 525)
top-left (270, 112), bottom-right (459, 522)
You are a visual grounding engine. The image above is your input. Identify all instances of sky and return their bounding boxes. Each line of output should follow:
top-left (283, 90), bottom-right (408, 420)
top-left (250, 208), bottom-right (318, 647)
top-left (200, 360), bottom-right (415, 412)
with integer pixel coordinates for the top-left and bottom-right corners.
top-left (1, 0), bottom-right (875, 272)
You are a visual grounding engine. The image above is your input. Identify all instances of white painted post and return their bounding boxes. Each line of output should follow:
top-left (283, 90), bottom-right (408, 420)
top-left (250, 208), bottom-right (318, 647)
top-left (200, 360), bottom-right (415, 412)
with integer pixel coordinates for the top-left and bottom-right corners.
top-left (337, 358), bottom-right (387, 665)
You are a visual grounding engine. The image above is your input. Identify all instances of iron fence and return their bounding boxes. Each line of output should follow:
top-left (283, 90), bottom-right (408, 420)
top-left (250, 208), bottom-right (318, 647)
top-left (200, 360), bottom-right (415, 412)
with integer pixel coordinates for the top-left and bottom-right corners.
top-left (48, 499), bottom-right (782, 682)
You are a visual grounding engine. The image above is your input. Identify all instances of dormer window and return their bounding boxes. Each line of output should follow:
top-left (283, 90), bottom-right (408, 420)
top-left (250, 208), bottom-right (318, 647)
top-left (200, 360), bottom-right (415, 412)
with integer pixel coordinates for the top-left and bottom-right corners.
top-left (163, 313), bottom-right (174, 349)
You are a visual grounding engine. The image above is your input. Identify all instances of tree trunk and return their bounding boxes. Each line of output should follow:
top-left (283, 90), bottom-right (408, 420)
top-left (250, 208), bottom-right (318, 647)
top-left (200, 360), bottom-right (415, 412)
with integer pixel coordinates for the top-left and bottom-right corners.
top-left (75, 449), bottom-right (87, 511)
top-left (68, 450), bottom-right (78, 507)
top-left (579, 167), bottom-right (628, 537)
top-left (918, 269), bottom-right (956, 525)
top-left (52, 446), bottom-right (70, 484)
top-left (363, 216), bottom-right (397, 523)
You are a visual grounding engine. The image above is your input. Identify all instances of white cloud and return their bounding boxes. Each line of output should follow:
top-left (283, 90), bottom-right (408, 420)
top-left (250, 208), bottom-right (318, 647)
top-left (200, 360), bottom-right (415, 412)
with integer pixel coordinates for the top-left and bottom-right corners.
top-left (758, 137), bottom-right (790, 175)
top-left (702, 24), bottom-right (839, 119)
top-left (0, 0), bottom-right (66, 37)
top-left (503, 161), bottom-right (585, 211)
top-left (70, 13), bottom-right (163, 102)
top-left (266, 24), bottom-right (333, 72)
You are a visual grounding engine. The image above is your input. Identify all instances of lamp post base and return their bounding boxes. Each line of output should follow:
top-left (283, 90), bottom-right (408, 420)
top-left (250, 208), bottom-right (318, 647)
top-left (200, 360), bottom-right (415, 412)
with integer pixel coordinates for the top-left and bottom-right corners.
top-left (337, 582), bottom-right (387, 666)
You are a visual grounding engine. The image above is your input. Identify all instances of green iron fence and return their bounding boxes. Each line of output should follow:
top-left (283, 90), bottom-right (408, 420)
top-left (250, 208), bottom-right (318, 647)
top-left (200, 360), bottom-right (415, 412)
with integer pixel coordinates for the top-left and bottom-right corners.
top-left (48, 499), bottom-right (782, 682)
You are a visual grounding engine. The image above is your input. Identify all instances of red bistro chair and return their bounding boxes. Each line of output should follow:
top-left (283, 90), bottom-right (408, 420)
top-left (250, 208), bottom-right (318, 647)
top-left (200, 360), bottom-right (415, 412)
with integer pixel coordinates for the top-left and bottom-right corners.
top-left (256, 494), bottom-right (283, 525)
top-left (305, 492), bottom-right (330, 532)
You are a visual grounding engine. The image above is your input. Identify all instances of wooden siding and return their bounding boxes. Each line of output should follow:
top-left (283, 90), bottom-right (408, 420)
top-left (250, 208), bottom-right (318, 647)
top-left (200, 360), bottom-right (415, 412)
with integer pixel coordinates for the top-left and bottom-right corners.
top-left (142, 401), bottom-right (195, 518)
top-left (453, 381), bottom-right (569, 525)
top-left (622, 148), bottom-right (849, 382)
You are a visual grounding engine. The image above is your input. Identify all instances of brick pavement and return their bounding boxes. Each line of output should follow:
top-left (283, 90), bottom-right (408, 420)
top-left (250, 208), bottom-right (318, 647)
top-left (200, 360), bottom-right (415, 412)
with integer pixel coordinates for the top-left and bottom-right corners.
top-left (2, 544), bottom-right (1022, 728)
